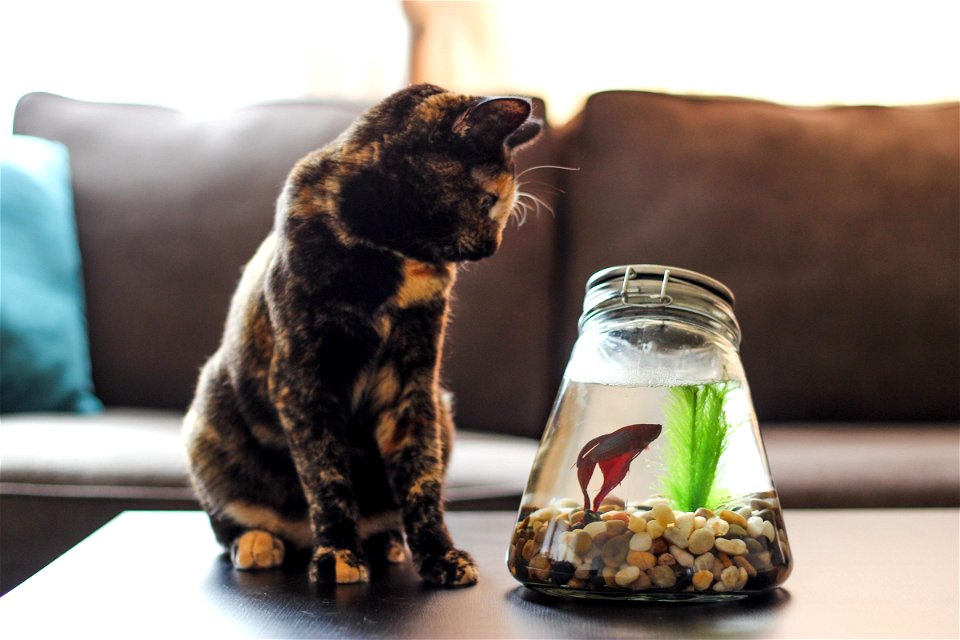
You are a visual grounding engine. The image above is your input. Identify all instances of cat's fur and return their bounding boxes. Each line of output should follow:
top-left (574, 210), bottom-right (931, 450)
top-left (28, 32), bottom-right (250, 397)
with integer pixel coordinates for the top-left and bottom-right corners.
top-left (182, 84), bottom-right (542, 586)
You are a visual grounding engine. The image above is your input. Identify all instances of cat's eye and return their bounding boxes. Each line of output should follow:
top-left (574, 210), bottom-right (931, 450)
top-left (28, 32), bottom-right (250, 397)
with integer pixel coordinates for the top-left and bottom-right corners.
top-left (481, 194), bottom-right (498, 213)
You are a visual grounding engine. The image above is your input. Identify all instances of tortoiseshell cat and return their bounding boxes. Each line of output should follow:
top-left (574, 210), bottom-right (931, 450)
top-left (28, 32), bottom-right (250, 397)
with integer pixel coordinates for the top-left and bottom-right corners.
top-left (183, 84), bottom-right (542, 587)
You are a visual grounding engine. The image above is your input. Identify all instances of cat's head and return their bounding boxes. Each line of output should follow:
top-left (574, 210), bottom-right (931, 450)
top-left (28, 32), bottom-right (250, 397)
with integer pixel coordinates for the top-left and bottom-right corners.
top-left (335, 84), bottom-right (543, 263)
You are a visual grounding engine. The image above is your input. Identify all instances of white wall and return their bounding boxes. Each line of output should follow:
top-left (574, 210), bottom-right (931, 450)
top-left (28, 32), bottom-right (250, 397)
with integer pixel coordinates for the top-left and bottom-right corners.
top-left (493, 0), bottom-right (960, 123)
top-left (1, 0), bottom-right (410, 131)
top-left (2, 0), bottom-right (957, 131)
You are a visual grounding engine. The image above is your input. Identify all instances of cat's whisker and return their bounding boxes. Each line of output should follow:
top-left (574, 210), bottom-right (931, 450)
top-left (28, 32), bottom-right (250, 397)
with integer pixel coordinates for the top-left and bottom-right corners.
top-left (517, 191), bottom-right (556, 218)
top-left (516, 164), bottom-right (580, 179)
top-left (510, 199), bottom-right (531, 227)
top-left (518, 179), bottom-right (565, 196)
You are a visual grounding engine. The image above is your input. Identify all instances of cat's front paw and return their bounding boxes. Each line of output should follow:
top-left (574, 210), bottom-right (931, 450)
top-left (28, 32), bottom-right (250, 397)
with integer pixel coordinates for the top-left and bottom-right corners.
top-left (309, 547), bottom-right (370, 585)
top-left (418, 548), bottom-right (479, 587)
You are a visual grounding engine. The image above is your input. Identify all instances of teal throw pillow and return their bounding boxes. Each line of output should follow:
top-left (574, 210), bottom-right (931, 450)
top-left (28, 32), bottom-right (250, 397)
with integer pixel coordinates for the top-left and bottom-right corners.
top-left (1, 135), bottom-right (103, 413)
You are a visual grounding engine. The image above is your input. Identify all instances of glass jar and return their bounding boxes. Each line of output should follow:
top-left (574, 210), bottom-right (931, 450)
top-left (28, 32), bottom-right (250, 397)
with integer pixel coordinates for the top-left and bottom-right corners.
top-left (507, 265), bottom-right (792, 601)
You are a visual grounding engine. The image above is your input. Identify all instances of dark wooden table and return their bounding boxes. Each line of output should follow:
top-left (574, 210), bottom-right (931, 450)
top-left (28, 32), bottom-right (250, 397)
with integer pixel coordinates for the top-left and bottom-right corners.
top-left (1, 510), bottom-right (957, 638)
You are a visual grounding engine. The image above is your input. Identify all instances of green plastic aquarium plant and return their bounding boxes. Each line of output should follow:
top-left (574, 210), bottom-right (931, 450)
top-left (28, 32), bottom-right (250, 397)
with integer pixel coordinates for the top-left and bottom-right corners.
top-left (660, 382), bottom-right (735, 512)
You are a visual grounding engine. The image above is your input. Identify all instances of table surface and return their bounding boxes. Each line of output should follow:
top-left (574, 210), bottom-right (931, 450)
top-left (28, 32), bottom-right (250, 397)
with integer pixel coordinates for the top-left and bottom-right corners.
top-left (2, 510), bottom-right (958, 639)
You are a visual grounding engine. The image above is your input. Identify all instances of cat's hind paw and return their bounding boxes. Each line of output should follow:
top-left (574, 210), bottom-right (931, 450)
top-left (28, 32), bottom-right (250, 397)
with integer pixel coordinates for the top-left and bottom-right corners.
top-left (230, 530), bottom-right (285, 570)
top-left (362, 529), bottom-right (407, 565)
top-left (309, 547), bottom-right (370, 584)
top-left (418, 548), bottom-right (479, 587)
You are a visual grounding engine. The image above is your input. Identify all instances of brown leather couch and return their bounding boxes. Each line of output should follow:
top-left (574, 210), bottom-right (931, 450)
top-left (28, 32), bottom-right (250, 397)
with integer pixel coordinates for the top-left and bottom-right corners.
top-left (3, 90), bottom-right (957, 594)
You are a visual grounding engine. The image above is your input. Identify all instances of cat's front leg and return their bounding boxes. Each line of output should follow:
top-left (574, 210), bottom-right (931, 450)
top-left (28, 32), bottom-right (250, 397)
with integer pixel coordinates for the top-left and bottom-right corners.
top-left (376, 385), bottom-right (478, 587)
top-left (271, 361), bottom-right (370, 585)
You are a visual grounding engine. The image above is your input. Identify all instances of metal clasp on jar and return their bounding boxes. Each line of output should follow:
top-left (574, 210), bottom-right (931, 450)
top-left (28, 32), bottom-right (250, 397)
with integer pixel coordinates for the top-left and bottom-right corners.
top-left (620, 266), bottom-right (673, 307)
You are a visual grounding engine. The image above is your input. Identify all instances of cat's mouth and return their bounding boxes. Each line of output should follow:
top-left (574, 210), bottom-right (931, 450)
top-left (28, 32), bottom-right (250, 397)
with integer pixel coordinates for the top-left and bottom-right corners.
top-left (454, 234), bottom-right (501, 261)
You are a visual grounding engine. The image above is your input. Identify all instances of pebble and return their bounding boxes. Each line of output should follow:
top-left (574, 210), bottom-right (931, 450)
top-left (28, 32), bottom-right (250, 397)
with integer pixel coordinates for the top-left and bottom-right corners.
top-left (745, 538), bottom-right (764, 554)
top-left (646, 520), bottom-right (665, 539)
top-left (652, 503), bottom-right (676, 526)
top-left (693, 516), bottom-right (707, 530)
top-left (694, 552), bottom-right (715, 573)
top-left (529, 554), bottom-right (551, 581)
top-left (761, 520), bottom-right (776, 542)
top-left (736, 567), bottom-right (749, 589)
top-left (756, 509), bottom-right (776, 524)
top-left (601, 536), bottom-right (629, 567)
top-left (600, 495), bottom-right (625, 509)
top-left (662, 526), bottom-right (689, 549)
top-left (627, 514), bottom-right (647, 534)
top-left (734, 556), bottom-right (757, 577)
top-left (650, 538), bottom-right (668, 555)
top-left (601, 566), bottom-right (617, 586)
top-left (675, 512), bottom-right (695, 538)
top-left (592, 532), bottom-right (611, 548)
top-left (573, 530), bottom-right (593, 556)
top-left (715, 538), bottom-right (748, 556)
top-left (753, 551), bottom-right (772, 570)
top-left (704, 516), bottom-right (728, 537)
top-left (570, 511), bottom-right (585, 526)
top-left (657, 552), bottom-right (676, 566)
top-left (627, 550), bottom-right (657, 570)
top-left (670, 545), bottom-right (695, 568)
top-left (692, 570), bottom-right (714, 591)
top-left (720, 565), bottom-right (741, 589)
top-left (614, 565), bottom-right (640, 587)
top-left (631, 571), bottom-right (652, 590)
top-left (583, 521), bottom-right (607, 537)
top-left (629, 532), bottom-right (653, 552)
top-left (598, 504), bottom-right (619, 514)
top-left (601, 511), bottom-right (630, 523)
top-left (718, 510), bottom-right (748, 528)
top-left (550, 561), bottom-right (575, 584)
top-left (747, 516), bottom-right (765, 538)
top-left (648, 565), bottom-right (677, 588)
top-left (606, 520), bottom-right (628, 536)
top-left (726, 524), bottom-right (748, 538)
top-left (530, 507), bottom-right (561, 521)
top-left (695, 507), bottom-right (715, 519)
top-left (521, 539), bottom-right (536, 561)
top-left (737, 506), bottom-right (753, 520)
top-left (687, 527), bottom-right (716, 555)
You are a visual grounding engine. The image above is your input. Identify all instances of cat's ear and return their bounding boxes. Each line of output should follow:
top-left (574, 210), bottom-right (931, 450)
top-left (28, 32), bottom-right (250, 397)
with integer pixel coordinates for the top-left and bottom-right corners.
top-left (453, 97), bottom-right (541, 150)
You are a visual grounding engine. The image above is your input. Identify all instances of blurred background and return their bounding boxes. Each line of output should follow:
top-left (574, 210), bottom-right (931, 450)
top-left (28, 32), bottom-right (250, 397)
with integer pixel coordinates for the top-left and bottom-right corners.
top-left (3, 0), bottom-right (957, 130)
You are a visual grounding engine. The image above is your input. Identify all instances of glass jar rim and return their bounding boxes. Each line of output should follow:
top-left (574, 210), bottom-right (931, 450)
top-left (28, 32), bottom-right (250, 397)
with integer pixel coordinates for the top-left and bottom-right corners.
top-left (585, 265), bottom-right (735, 306)
top-left (580, 264), bottom-right (741, 344)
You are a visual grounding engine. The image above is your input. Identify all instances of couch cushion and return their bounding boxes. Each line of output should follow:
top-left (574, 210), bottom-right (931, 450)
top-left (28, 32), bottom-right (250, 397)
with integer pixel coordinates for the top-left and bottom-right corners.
top-left (12, 93), bottom-right (559, 438)
top-left (0, 136), bottom-right (102, 414)
top-left (763, 424), bottom-right (959, 508)
top-left (0, 409), bottom-right (538, 504)
top-left (555, 92), bottom-right (959, 423)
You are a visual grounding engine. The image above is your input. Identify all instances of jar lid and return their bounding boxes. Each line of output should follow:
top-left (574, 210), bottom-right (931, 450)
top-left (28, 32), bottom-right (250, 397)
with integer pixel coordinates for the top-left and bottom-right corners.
top-left (580, 264), bottom-right (741, 343)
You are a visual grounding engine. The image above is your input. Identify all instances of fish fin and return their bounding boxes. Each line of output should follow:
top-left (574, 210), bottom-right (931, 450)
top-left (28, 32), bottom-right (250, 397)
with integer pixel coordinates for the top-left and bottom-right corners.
top-left (592, 452), bottom-right (634, 511)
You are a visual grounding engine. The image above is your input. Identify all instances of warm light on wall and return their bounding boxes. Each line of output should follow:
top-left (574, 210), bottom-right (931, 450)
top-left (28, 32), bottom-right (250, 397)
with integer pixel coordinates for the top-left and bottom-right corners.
top-left (414, 0), bottom-right (960, 124)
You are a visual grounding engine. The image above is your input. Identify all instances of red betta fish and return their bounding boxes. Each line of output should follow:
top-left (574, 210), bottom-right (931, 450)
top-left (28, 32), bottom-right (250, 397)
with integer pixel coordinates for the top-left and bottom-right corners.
top-left (576, 423), bottom-right (662, 513)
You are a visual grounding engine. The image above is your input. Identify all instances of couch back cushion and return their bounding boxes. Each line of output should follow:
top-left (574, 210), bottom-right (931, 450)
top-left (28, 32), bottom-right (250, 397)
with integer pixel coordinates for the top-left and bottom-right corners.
top-left (13, 93), bottom-right (558, 437)
top-left (555, 91), bottom-right (959, 422)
